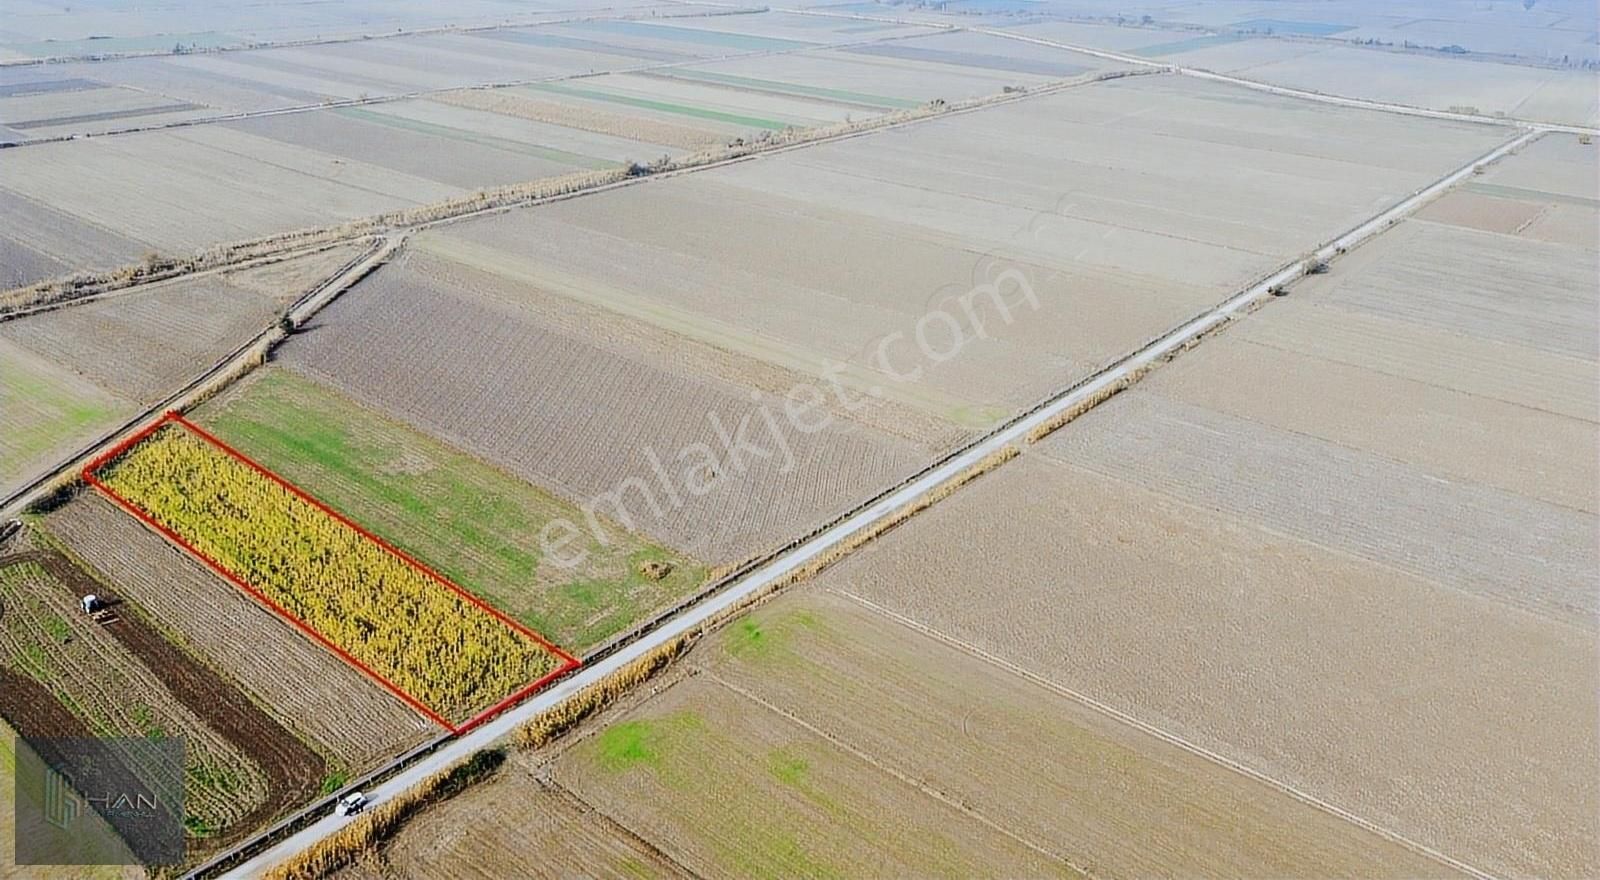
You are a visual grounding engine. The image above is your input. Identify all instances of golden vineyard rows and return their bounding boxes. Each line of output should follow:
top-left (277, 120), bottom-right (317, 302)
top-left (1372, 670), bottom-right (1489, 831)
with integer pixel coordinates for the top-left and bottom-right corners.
top-left (95, 425), bottom-right (563, 723)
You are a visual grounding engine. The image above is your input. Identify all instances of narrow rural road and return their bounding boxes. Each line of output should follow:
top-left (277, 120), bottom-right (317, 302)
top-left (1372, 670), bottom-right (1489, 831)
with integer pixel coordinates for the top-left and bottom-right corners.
top-left (220, 126), bottom-right (1537, 880)
top-left (0, 235), bottom-right (400, 522)
top-left (672, 0), bottom-right (1596, 135)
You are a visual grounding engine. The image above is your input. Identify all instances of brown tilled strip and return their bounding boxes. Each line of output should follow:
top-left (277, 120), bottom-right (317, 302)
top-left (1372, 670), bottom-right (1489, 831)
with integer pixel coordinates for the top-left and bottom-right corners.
top-left (1, 550), bottom-right (327, 849)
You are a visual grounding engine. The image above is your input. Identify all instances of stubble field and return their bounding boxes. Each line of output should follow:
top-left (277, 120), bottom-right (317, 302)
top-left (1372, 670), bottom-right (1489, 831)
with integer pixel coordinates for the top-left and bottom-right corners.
top-left (278, 250), bottom-right (928, 564)
top-left (418, 72), bottom-right (1511, 440)
top-left (368, 589), bottom-right (1453, 877)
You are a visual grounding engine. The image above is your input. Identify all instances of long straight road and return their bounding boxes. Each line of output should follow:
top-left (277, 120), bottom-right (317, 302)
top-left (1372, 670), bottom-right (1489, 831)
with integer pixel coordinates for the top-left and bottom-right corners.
top-left (220, 121), bottom-right (1538, 880)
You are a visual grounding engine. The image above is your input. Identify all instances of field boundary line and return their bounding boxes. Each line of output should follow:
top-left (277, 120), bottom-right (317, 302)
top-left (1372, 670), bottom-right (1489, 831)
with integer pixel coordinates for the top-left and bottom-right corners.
top-left (830, 590), bottom-right (1497, 880)
top-left (0, 5), bottom-right (769, 70)
top-left (0, 235), bottom-right (394, 519)
top-left (214, 118), bottom-right (1537, 880)
top-left (703, 671), bottom-right (1098, 878)
top-left (0, 22), bottom-right (946, 150)
top-left (80, 413), bottom-right (581, 734)
top-left (973, 27), bottom-right (1599, 135)
top-left (671, 0), bottom-right (1597, 134)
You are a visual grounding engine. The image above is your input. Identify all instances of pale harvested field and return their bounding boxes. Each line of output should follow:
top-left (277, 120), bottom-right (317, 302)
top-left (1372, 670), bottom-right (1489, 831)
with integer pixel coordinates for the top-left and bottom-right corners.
top-left (278, 251), bottom-right (927, 563)
top-left (686, 591), bottom-right (1444, 876)
top-left (430, 88), bottom-right (724, 152)
top-left (367, 97), bottom-right (686, 161)
top-left (1478, 132), bottom-right (1600, 202)
top-left (0, 338), bottom-right (130, 498)
top-left (43, 497), bottom-right (433, 768)
top-left (0, 187), bottom-right (149, 289)
top-left (826, 453), bottom-right (1599, 879)
top-left (1145, 336), bottom-right (1597, 511)
top-left (1051, 389), bottom-right (1595, 618)
top-left (1160, 39), bottom-right (1600, 124)
top-left (1309, 219), bottom-right (1597, 359)
top-left (377, 771), bottom-right (689, 879)
top-left (557, 675), bottom-right (1073, 877)
top-left (426, 73), bottom-right (1508, 434)
top-left (1, 244), bottom-right (358, 404)
top-left (219, 241), bottom-right (369, 304)
top-left (222, 109), bottom-right (585, 190)
top-left (0, 84), bottom-right (211, 137)
top-left (0, 126), bottom-right (450, 264)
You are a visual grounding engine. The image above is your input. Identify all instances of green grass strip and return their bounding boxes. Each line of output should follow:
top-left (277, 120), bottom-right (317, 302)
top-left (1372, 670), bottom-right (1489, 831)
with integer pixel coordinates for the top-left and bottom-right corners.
top-left (651, 69), bottom-right (920, 110)
top-left (528, 82), bottom-right (793, 130)
top-left (333, 106), bottom-right (615, 169)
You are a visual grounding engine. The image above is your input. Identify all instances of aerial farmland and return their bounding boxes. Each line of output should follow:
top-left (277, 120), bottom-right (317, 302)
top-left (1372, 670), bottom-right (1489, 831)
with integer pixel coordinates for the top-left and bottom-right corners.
top-left (0, 0), bottom-right (1594, 877)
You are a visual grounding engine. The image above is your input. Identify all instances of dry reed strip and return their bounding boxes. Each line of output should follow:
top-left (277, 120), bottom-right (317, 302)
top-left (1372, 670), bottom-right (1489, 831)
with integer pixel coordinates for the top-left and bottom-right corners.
top-left (261, 747), bottom-right (508, 880)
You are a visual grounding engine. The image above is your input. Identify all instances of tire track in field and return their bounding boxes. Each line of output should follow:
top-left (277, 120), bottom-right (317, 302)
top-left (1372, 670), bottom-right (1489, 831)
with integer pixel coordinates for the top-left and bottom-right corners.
top-left (700, 670), bottom-right (1097, 879)
top-left (831, 588), bottom-right (1492, 880)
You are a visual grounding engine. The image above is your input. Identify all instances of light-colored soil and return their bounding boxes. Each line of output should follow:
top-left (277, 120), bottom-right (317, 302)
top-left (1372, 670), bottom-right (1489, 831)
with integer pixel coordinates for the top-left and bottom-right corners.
top-left (0, 274), bottom-right (278, 404)
top-left (219, 242), bottom-right (369, 305)
top-left (1049, 389), bottom-right (1596, 619)
top-left (379, 769), bottom-right (689, 879)
top-left (556, 674), bottom-right (1076, 878)
top-left (420, 72), bottom-right (1508, 440)
top-left (1230, 272), bottom-right (1597, 422)
top-left (823, 453), bottom-right (1599, 879)
top-left (690, 591), bottom-right (1453, 877)
top-left (434, 88), bottom-right (729, 152)
top-left (278, 253), bottom-right (926, 564)
top-left (42, 496), bottom-right (434, 769)
top-left (1307, 220), bottom-right (1598, 360)
top-left (1413, 190), bottom-right (1547, 235)
top-left (1143, 332), bottom-right (1597, 511)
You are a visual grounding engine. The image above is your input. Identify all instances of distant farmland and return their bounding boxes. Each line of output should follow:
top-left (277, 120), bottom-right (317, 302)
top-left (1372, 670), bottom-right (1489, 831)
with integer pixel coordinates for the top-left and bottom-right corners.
top-left (414, 73), bottom-right (1510, 439)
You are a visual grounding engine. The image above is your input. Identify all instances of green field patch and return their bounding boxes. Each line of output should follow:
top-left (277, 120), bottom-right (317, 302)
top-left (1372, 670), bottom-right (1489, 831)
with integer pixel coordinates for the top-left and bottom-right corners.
top-left (0, 343), bottom-right (124, 486)
top-left (528, 82), bottom-right (792, 131)
top-left (650, 69), bottom-right (920, 110)
top-left (197, 367), bottom-right (706, 652)
top-left (722, 608), bottom-right (823, 663)
top-left (333, 107), bottom-right (615, 170)
top-left (593, 712), bottom-right (704, 773)
top-left (565, 20), bottom-right (813, 52)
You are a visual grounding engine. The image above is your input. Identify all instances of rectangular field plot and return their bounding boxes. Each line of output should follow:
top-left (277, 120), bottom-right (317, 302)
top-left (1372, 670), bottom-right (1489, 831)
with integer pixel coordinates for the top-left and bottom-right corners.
top-left (421, 73), bottom-right (1510, 439)
top-left (824, 454), bottom-right (1599, 879)
top-left (463, 589), bottom-right (1451, 878)
top-left (195, 367), bottom-right (708, 652)
top-left (277, 252), bottom-right (928, 565)
top-left (557, 675), bottom-right (1074, 878)
top-left (83, 416), bottom-right (578, 730)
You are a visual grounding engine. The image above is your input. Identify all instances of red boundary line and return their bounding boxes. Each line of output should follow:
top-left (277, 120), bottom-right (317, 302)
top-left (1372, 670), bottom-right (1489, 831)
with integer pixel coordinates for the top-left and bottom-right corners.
top-left (81, 412), bottom-right (582, 735)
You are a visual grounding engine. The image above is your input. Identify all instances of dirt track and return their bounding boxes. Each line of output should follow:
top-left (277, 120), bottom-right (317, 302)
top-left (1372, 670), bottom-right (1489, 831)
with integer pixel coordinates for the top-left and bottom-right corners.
top-left (0, 550), bottom-right (325, 849)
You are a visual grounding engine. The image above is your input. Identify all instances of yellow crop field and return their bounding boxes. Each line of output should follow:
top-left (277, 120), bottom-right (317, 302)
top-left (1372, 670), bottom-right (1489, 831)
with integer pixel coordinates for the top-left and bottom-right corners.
top-left (89, 422), bottom-right (568, 726)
